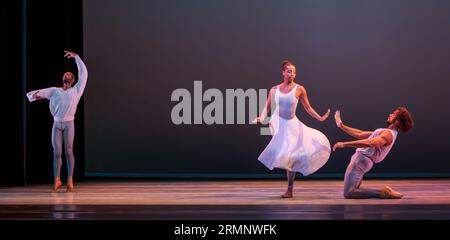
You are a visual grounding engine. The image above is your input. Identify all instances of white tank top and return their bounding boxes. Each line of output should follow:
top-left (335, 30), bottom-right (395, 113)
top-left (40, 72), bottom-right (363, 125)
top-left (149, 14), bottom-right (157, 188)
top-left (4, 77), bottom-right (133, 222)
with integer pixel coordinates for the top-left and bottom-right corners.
top-left (356, 128), bottom-right (398, 163)
top-left (274, 85), bottom-right (299, 120)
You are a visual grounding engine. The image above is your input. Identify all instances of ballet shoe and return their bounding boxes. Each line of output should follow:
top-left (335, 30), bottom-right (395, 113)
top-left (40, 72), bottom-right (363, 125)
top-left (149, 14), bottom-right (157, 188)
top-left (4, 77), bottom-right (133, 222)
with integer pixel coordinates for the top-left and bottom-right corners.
top-left (66, 182), bottom-right (74, 193)
top-left (50, 179), bottom-right (62, 193)
top-left (380, 185), bottom-right (403, 199)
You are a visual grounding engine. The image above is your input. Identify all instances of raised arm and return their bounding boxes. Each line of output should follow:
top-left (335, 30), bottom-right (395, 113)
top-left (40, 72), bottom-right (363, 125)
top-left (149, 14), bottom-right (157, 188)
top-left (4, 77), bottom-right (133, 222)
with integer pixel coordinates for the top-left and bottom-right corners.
top-left (334, 111), bottom-right (373, 139)
top-left (298, 85), bottom-right (330, 122)
top-left (64, 51), bottom-right (88, 96)
top-left (333, 130), bottom-right (393, 151)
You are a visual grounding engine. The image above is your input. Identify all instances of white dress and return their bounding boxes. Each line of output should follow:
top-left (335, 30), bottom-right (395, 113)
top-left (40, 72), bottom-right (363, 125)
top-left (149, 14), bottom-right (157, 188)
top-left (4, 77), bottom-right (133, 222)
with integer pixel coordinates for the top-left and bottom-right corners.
top-left (258, 85), bottom-right (331, 176)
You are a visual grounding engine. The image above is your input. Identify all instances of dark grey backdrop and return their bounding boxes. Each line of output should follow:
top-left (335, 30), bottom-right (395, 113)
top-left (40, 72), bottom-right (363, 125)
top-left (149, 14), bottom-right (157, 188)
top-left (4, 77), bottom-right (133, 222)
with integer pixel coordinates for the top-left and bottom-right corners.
top-left (83, 0), bottom-right (450, 178)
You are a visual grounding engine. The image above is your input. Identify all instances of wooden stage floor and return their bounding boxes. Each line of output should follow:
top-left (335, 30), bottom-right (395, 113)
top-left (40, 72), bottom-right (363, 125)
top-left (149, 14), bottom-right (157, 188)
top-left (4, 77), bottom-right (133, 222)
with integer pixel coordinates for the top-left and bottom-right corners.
top-left (1, 179), bottom-right (450, 220)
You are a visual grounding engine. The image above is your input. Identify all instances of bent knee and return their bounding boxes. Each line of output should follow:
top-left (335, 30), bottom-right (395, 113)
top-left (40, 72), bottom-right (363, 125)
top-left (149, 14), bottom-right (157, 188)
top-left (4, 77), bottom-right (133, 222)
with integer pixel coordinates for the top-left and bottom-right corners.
top-left (344, 188), bottom-right (356, 199)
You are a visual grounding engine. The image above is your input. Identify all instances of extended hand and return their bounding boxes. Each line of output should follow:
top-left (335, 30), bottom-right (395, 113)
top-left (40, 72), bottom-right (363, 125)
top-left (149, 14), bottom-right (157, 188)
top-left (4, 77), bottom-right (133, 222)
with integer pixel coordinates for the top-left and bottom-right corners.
top-left (252, 116), bottom-right (265, 124)
top-left (64, 50), bottom-right (78, 59)
top-left (319, 109), bottom-right (330, 122)
top-left (32, 91), bottom-right (43, 100)
top-left (335, 110), bottom-right (343, 128)
top-left (333, 142), bottom-right (345, 151)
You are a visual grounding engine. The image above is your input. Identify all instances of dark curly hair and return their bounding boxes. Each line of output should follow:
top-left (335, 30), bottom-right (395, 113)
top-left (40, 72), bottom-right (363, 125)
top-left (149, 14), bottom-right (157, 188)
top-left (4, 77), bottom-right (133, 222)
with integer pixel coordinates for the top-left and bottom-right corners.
top-left (395, 107), bottom-right (414, 133)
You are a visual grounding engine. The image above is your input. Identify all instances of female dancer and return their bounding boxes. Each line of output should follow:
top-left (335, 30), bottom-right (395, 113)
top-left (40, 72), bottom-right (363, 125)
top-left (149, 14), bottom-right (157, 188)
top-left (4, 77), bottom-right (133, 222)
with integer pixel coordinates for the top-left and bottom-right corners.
top-left (254, 60), bottom-right (331, 198)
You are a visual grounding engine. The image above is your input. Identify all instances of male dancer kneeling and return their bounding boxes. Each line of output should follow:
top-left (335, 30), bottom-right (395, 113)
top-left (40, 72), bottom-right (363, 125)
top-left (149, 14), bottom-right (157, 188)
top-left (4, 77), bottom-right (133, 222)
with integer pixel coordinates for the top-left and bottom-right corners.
top-left (333, 107), bottom-right (414, 199)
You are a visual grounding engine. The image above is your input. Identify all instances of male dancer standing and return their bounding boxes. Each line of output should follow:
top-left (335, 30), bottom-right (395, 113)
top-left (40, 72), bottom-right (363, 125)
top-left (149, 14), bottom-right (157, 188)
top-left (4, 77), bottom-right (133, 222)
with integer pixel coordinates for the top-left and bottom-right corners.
top-left (27, 51), bottom-right (88, 193)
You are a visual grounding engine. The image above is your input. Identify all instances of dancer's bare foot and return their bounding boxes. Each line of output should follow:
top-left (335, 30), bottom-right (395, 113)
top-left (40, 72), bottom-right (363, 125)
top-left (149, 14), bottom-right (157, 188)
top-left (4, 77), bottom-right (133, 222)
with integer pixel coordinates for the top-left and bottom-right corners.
top-left (66, 177), bottom-right (74, 193)
top-left (50, 178), bottom-right (62, 193)
top-left (380, 185), bottom-right (403, 199)
top-left (281, 190), bottom-right (293, 198)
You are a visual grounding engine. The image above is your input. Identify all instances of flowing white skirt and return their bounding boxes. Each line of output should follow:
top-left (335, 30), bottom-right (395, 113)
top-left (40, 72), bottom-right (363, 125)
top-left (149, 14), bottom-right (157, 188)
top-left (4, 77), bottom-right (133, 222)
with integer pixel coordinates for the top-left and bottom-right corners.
top-left (258, 113), bottom-right (331, 176)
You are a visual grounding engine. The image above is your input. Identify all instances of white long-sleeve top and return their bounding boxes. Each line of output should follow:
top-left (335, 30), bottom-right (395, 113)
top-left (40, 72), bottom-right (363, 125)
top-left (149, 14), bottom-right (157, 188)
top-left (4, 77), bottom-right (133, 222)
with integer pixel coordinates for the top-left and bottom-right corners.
top-left (26, 55), bottom-right (88, 122)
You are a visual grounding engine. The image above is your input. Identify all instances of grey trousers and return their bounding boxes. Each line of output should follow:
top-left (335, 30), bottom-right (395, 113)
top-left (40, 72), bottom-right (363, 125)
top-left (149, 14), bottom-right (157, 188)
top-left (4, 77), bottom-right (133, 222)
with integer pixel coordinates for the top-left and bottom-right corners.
top-left (343, 153), bottom-right (381, 199)
top-left (51, 121), bottom-right (75, 179)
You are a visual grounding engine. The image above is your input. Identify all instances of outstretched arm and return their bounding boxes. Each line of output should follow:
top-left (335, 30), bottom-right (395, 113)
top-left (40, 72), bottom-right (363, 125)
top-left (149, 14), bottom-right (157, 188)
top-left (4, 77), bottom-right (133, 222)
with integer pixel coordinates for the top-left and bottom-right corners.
top-left (298, 86), bottom-right (330, 122)
top-left (334, 111), bottom-right (373, 139)
top-left (64, 51), bottom-right (88, 96)
top-left (26, 87), bottom-right (56, 102)
top-left (333, 130), bottom-right (393, 151)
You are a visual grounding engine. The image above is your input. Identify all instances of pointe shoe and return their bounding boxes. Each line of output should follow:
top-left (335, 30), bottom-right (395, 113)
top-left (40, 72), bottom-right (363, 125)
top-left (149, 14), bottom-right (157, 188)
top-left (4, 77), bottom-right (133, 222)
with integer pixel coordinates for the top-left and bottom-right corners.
top-left (50, 180), bottom-right (62, 193)
top-left (281, 190), bottom-right (293, 198)
top-left (380, 185), bottom-right (403, 199)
